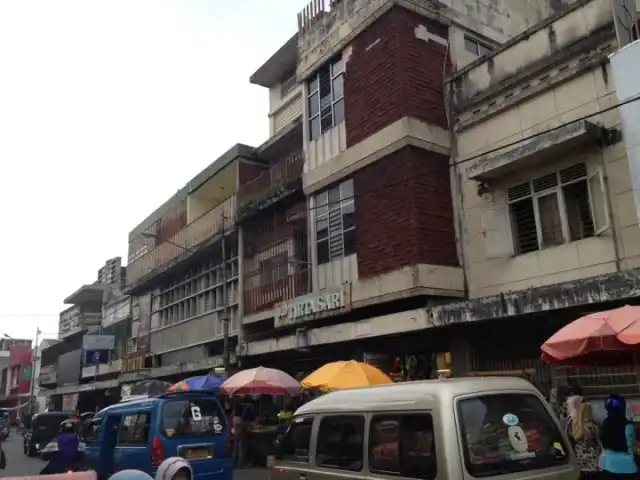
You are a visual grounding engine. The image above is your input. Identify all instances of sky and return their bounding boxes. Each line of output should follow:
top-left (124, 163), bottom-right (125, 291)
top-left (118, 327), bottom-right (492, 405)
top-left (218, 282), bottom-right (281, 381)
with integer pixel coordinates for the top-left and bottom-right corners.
top-left (0, 0), bottom-right (309, 341)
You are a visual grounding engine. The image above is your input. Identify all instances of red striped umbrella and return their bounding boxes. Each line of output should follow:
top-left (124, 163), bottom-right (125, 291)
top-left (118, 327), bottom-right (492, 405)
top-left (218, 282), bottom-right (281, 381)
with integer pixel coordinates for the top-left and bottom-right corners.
top-left (220, 367), bottom-right (301, 396)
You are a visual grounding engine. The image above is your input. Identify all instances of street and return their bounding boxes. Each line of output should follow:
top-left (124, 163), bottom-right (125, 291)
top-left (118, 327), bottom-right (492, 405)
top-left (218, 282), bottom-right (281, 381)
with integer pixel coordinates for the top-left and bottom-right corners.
top-left (1, 431), bottom-right (271, 480)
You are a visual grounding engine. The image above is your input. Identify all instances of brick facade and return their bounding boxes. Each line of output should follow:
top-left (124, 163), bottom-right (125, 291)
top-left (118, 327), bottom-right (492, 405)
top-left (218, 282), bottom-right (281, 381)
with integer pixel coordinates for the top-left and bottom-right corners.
top-left (344, 6), bottom-right (449, 148)
top-left (354, 146), bottom-right (458, 278)
top-left (238, 160), bottom-right (266, 187)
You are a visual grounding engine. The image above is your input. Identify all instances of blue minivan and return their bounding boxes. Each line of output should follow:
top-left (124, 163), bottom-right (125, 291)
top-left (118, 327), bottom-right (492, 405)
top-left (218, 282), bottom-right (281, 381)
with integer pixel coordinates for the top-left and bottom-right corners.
top-left (84, 392), bottom-right (233, 480)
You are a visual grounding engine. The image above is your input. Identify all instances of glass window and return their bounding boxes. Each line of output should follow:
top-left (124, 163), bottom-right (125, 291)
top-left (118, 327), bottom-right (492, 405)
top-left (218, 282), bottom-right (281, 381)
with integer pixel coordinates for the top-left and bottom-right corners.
top-left (369, 414), bottom-right (437, 479)
top-left (307, 57), bottom-right (345, 141)
top-left (314, 179), bottom-right (356, 265)
top-left (84, 417), bottom-right (103, 443)
top-left (118, 413), bottom-right (151, 445)
top-left (316, 415), bottom-right (364, 471)
top-left (458, 393), bottom-right (569, 477)
top-left (281, 416), bottom-right (313, 462)
top-left (161, 398), bottom-right (226, 438)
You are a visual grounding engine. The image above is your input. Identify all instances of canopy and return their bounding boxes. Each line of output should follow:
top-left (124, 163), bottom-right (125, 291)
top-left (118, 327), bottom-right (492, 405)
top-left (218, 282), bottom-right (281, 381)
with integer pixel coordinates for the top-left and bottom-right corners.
top-left (541, 305), bottom-right (640, 363)
top-left (221, 366), bottom-right (301, 396)
top-left (301, 360), bottom-right (392, 390)
top-left (167, 374), bottom-right (223, 392)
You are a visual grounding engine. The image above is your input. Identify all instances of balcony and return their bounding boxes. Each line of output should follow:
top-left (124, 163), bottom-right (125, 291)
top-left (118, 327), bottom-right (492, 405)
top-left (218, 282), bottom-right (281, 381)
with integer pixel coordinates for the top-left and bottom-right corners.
top-left (244, 266), bottom-right (310, 316)
top-left (126, 195), bottom-right (236, 288)
top-left (59, 305), bottom-right (102, 339)
top-left (237, 154), bottom-right (303, 220)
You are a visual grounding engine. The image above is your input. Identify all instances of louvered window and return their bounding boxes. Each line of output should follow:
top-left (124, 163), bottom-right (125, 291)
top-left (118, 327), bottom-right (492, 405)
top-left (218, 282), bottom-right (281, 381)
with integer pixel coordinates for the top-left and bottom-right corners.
top-left (315, 179), bottom-right (356, 265)
top-left (507, 162), bottom-right (607, 254)
top-left (308, 57), bottom-right (344, 141)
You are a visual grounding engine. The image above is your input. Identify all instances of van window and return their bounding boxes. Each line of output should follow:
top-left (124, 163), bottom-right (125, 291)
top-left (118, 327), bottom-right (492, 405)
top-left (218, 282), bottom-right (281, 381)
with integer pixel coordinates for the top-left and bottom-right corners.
top-left (84, 417), bottom-right (103, 443)
top-left (458, 393), bottom-right (569, 477)
top-left (369, 414), bottom-right (437, 479)
top-left (161, 398), bottom-right (226, 438)
top-left (316, 415), bottom-right (364, 471)
top-left (281, 416), bottom-right (313, 462)
top-left (118, 413), bottom-right (151, 446)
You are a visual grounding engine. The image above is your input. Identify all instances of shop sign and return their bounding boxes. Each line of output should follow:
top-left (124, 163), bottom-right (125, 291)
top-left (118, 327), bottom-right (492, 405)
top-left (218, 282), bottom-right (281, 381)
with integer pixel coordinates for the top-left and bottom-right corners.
top-left (82, 334), bottom-right (115, 351)
top-left (62, 393), bottom-right (79, 413)
top-left (275, 285), bottom-right (350, 328)
top-left (83, 350), bottom-right (110, 366)
top-left (121, 352), bottom-right (146, 374)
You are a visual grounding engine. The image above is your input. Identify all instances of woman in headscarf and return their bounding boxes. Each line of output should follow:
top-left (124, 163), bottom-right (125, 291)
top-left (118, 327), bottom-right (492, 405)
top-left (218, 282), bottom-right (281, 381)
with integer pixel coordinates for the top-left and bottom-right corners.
top-left (155, 457), bottom-right (193, 480)
top-left (600, 394), bottom-right (638, 478)
top-left (568, 400), bottom-right (601, 479)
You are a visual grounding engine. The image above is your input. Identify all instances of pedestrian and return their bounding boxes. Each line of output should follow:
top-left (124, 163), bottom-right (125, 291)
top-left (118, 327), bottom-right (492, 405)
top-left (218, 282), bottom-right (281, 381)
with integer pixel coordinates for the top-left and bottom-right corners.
top-left (600, 394), bottom-right (638, 478)
top-left (567, 399), bottom-right (601, 479)
top-left (232, 405), bottom-right (245, 467)
top-left (156, 457), bottom-right (193, 480)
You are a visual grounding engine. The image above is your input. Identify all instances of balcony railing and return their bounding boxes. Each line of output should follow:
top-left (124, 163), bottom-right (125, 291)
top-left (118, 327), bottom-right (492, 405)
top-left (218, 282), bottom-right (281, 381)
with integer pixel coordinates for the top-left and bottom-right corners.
top-left (237, 153), bottom-right (303, 217)
top-left (244, 269), bottom-right (310, 316)
top-left (127, 195), bottom-right (236, 287)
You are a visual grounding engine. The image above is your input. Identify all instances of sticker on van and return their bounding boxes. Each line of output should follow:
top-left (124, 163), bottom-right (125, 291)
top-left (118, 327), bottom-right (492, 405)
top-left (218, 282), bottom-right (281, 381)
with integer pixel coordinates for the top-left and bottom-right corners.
top-left (502, 413), bottom-right (519, 426)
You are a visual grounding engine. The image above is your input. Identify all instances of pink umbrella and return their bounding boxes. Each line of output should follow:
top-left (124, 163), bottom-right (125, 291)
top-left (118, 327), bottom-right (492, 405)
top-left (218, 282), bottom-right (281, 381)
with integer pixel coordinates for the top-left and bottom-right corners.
top-left (221, 366), bottom-right (301, 396)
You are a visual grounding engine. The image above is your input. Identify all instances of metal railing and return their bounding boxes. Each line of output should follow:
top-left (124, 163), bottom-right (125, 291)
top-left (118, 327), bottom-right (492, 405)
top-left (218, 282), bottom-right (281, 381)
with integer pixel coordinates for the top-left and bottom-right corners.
top-left (244, 268), bottom-right (310, 315)
top-left (126, 195), bottom-right (236, 286)
top-left (237, 153), bottom-right (303, 214)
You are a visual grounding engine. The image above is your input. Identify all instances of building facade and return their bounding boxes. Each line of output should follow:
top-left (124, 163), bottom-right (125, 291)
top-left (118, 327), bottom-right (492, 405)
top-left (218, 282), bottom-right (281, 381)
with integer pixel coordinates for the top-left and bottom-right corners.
top-left (442, 0), bottom-right (640, 393)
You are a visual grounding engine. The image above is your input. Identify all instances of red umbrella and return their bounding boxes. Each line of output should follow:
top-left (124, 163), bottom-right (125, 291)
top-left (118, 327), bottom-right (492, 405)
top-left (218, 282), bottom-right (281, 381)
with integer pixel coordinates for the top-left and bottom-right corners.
top-left (541, 305), bottom-right (640, 363)
top-left (220, 367), bottom-right (302, 396)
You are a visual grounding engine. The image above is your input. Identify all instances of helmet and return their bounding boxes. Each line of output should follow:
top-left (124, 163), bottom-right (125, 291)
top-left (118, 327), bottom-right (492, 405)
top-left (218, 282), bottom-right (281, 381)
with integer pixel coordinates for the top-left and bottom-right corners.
top-left (606, 394), bottom-right (626, 414)
top-left (156, 457), bottom-right (193, 480)
top-left (59, 420), bottom-right (75, 434)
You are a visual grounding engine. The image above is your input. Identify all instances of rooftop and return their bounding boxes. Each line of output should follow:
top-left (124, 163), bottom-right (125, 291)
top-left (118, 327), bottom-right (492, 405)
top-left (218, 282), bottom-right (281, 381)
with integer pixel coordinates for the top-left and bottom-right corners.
top-left (249, 33), bottom-right (298, 88)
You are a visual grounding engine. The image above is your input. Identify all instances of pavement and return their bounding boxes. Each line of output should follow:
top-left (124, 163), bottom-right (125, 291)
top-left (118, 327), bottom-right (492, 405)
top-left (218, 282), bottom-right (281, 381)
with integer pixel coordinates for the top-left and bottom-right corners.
top-left (1, 430), bottom-right (272, 479)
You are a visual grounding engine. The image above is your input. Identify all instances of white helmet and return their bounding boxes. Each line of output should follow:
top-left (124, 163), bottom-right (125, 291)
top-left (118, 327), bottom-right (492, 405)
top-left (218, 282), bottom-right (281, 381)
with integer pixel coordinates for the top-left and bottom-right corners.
top-left (156, 457), bottom-right (193, 480)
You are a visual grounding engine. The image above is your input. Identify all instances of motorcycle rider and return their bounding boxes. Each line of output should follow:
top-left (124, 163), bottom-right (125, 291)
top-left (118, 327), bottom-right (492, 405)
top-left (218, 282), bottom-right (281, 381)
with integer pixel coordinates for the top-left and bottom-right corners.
top-left (40, 419), bottom-right (85, 474)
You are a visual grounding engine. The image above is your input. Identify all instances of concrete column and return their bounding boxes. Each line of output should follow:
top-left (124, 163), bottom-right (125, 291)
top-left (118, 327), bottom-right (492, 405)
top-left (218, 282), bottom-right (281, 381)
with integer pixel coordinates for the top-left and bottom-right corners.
top-left (449, 326), bottom-right (472, 377)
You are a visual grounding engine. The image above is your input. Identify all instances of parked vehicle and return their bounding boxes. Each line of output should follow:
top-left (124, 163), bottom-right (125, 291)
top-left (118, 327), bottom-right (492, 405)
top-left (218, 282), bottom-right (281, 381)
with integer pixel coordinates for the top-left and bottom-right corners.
top-left (23, 412), bottom-right (71, 457)
top-left (273, 377), bottom-right (579, 480)
top-left (84, 391), bottom-right (233, 480)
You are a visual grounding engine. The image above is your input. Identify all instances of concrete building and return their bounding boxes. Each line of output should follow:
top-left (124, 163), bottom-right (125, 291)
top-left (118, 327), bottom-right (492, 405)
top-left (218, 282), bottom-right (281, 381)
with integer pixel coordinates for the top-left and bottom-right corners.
top-left (233, 0), bottom-right (578, 378)
top-left (441, 0), bottom-right (640, 393)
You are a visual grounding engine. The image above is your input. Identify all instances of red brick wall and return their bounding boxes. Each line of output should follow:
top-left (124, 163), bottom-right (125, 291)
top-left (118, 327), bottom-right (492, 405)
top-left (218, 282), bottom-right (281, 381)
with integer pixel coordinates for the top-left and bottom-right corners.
top-left (354, 146), bottom-right (458, 278)
top-left (344, 6), bottom-right (449, 147)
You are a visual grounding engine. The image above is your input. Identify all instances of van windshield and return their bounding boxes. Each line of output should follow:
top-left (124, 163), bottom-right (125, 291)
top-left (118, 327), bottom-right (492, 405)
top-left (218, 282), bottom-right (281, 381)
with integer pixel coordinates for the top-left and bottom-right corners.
top-left (161, 397), bottom-right (226, 438)
top-left (457, 393), bottom-right (569, 477)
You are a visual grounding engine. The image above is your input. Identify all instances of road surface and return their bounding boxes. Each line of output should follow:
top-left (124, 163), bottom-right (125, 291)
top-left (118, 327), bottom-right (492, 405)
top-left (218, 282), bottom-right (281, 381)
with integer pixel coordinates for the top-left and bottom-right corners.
top-left (1, 430), bottom-right (271, 479)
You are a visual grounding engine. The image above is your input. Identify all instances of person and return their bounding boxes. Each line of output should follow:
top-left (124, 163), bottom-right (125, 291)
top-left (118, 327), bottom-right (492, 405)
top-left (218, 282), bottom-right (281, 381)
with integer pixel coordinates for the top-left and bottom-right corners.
top-left (156, 457), bottom-right (193, 480)
top-left (600, 394), bottom-right (638, 478)
top-left (568, 400), bottom-right (600, 479)
top-left (40, 419), bottom-right (85, 474)
top-left (231, 406), bottom-right (245, 467)
top-left (566, 386), bottom-right (584, 428)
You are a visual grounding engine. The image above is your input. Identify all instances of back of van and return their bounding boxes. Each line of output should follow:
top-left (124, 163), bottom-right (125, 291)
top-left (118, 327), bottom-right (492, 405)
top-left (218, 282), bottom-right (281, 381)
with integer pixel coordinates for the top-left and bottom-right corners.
top-left (153, 394), bottom-right (233, 480)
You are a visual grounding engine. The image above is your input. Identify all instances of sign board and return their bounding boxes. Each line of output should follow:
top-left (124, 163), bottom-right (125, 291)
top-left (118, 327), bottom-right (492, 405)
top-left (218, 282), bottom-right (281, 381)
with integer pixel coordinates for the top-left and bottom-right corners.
top-left (121, 352), bottom-right (147, 374)
top-left (62, 392), bottom-right (79, 413)
top-left (275, 285), bottom-right (350, 328)
top-left (82, 334), bottom-right (115, 351)
top-left (83, 349), bottom-right (110, 366)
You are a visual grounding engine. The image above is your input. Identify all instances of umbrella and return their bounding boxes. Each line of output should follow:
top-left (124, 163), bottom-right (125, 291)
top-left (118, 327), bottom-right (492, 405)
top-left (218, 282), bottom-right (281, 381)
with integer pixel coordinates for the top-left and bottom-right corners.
top-left (167, 374), bottom-right (223, 392)
top-left (301, 360), bottom-right (392, 390)
top-left (541, 305), bottom-right (640, 363)
top-left (129, 380), bottom-right (172, 397)
top-left (220, 367), bottom-right (301, 396)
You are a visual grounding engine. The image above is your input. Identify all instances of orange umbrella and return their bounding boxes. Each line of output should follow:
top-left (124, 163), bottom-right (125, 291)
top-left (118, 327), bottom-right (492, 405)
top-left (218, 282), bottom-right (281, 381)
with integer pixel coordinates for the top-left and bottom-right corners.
top-left (541, 305), bottom-right (640, 363)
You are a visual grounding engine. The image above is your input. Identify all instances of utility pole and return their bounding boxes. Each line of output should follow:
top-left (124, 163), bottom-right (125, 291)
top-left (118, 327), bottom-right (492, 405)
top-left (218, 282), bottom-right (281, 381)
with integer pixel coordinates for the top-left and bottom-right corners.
top-left (221, 221), bottom-right (230, 376)
top-left (28, 328), bottom-right (41, 415)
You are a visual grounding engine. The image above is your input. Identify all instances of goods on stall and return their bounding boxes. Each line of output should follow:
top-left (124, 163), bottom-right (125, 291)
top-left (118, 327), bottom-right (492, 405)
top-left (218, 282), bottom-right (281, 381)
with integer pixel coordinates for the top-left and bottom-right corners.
top-left (301, 360), bottom-right (392, 390)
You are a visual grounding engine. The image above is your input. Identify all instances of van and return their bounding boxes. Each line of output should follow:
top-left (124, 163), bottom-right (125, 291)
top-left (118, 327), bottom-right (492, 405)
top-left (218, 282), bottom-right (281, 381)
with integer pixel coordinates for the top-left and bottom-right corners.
top-left (84, 391), bottom-right (233, 480)
top-left (273, 377), bottom-right (579, 480)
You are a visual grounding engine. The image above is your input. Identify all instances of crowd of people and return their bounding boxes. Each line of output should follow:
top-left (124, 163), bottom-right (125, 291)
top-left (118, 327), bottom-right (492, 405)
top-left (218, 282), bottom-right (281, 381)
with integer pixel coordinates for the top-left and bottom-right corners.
top-left (558, 387), bottom-right (639, 479)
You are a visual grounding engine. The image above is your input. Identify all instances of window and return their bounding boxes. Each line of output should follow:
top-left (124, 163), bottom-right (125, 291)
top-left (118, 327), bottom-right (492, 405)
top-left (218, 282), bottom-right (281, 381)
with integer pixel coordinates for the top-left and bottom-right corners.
top-left (161, 398), bottom-right (226, 438)
top-left (84, 417), bottom-right (103, 443)
top-left (308, 57), bottom-right (344, 141)
top-left (508, 163), bottom-right (608, 254)
top-left (281, 70), bottom-right (297, 97)
top-left (316, 415), bottom-right (364, 471)
top-left (280, 416), bottom-right (313, 462)
top-left (118, 413), bottom-right (151, 446)
top-left (458, 393), bottom-right (569, 477)
top-left (369, 414), bottom-right (437, 479)
top-left (315, 179), bottom-right (356, 265)
top-left (259, 253), bottom-right (289, 284)
top-left (464, 35), bottom-right (492, 57)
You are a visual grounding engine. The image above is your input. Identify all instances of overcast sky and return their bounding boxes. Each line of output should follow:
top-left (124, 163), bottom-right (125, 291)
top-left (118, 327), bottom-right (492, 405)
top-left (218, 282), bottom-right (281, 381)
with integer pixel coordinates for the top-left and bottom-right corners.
top-left (0, 0), bottom-right (307, 341)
